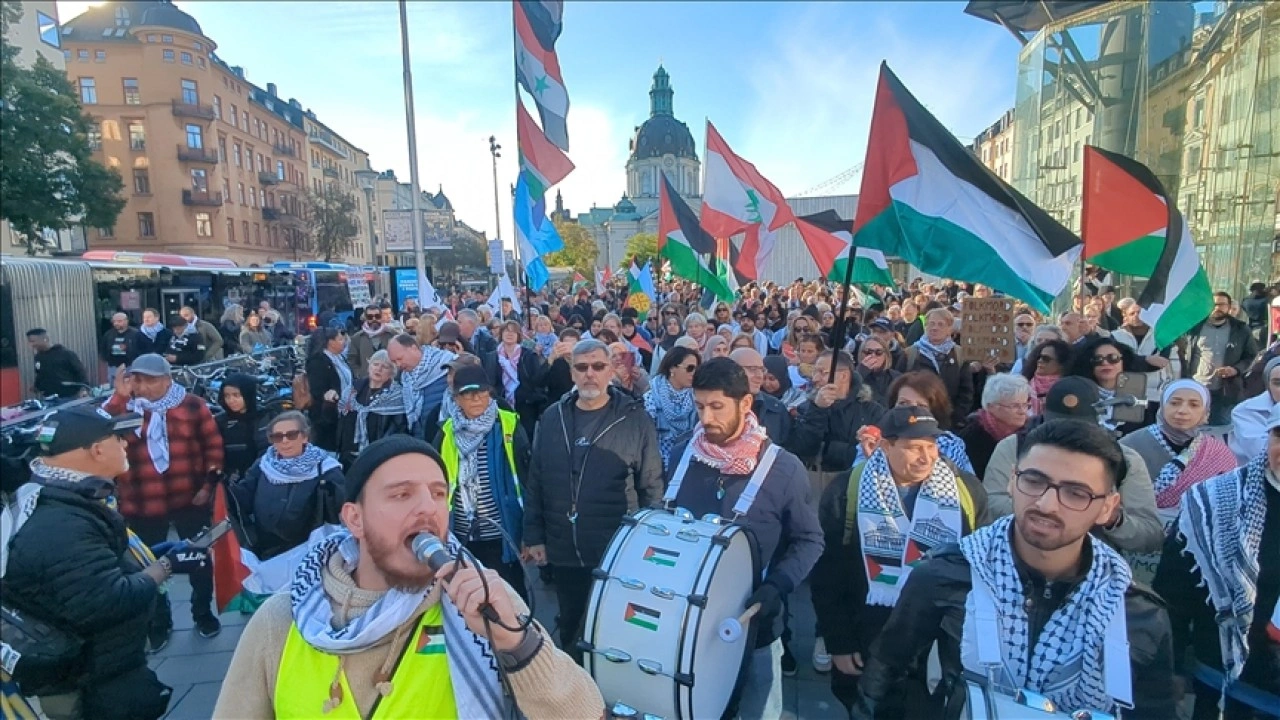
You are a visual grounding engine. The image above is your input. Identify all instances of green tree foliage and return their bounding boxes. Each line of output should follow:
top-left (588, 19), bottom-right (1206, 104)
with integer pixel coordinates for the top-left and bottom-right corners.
top-left (543, 219), bottom-right (598, 274)
top-left (0, 1), bottom-right (125, 255)
top-left (622, 232), bottom-right (658, 269)
top-left (305, 183), bottom-right (360, 262)
top-left (431, 229), bottom-right (488, 280)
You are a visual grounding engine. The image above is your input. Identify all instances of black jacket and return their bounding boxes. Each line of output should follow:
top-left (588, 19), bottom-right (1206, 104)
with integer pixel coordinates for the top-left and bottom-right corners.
top-left (856, 366), bottom-right (901, 407)
top-left (812, 460), bottom-right (987, 658)
top-left (897, 345), bottom-right (975, 426)
top-left (853, 544), bottom-right (1176, 720)
top-left (99, 328), bottom-right (141, 368)
top-left (787, 386), bottom-right (886, 472)
top-left (1152, 480), bottom-right (1280, 701)
top-left (304, 352), bottom-right (344, 451)
top-left (4, 482), bottom-right (158, 694)
top-left (487, 346), bottom-right (549, 438)
top-left (164, 330), bottom-right (205, 367)
top-left (665, 439), bottom-right (823, 647)
top-left (524, 387), bottom-right (665, 567)
top-left (216, 374), bottom-right (263, 479)
top-left (753, 391), bottom-right (793, 447)
top-left (955, 414), bottom-right (1003, 480)
top-left (33, 345), bottom-right (88, 398)
top-left (133, 327), bottom-right (172, 357)
top-left (540, 357), bottom-right (575, 406)
top-left (337, 379), bottom-right (409, 465)
top-left (1182, 316), bottom-right (1260, 402)
top-left (230, 457), bottom-right (346, 559)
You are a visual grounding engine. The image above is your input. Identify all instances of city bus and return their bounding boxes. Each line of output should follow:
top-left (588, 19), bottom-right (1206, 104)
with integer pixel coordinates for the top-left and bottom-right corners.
top-left (270, 262), bottom-right (388, 333)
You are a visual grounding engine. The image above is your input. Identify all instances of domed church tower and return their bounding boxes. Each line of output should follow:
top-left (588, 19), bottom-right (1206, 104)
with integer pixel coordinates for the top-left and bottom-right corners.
top-left (625, 66), bottom-right (699, 215)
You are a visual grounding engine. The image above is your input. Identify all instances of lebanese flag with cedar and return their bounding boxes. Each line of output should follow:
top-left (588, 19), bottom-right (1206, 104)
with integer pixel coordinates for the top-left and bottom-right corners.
top-left (701, 121), bottom-right (794, 281)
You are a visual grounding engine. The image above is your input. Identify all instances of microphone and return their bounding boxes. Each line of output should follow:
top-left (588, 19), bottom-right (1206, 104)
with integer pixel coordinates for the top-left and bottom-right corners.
top-left (411, 532), bottom-right (453, 574)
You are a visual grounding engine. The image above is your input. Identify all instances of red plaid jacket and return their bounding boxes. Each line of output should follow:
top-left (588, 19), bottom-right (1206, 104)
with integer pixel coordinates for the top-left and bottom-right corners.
top-left (105, 391), bottom-right (224, 519)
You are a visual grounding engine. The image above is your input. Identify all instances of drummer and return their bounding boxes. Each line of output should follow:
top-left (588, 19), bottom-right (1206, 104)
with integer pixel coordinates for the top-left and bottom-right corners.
top-left (663, 358), bottom-right (823, 719)
top-left (849, 420), bottom-right (1176, 719)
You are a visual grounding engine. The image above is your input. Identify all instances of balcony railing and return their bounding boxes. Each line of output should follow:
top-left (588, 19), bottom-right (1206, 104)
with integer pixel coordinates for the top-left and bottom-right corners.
top-left (273, 143), bottom-right (296, 158)
top-left (182, 189), bottom-right (223, 207)
top-left (176, 144), bottom-right (218, 164)
top-left (261, 207), bottom-right (281, 221)
top-left (171, 99), bottom-right (216, 120)
top-left (308, 132), bottom-right (350, 159)
top-left (259, 171), bottom-right (280, 186)
top-left (322, 166), bottom-right (339, 179)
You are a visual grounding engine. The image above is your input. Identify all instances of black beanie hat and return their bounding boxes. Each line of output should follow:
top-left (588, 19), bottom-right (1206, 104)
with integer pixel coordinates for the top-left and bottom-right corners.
top-left (345, 435), bottom-right (446, 504)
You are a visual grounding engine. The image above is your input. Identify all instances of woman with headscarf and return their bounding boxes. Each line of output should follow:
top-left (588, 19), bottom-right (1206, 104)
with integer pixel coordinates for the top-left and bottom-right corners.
top-left (336, 349), bottom-right (406, 467)
top-left (644, 346), bottom-right (701, 469)
top-left (1121, 380), bottom-right (1237, 583)
top-left (650, 314), bottom-right (684, 375)
top-left (702, 334), bottom-right (730, 363)
top-left (217, 373), bottom-right (263, 481)
top-left (855, 335), bottom-right (901, 406)
top-left (1229, 356), bottom-right (1280, 462)
top-left (762, 355), bottom-right (806, 411)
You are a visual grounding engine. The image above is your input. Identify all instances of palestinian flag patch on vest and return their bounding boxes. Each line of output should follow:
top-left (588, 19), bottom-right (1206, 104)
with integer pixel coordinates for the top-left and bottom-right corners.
top-left (624, 603), bottom-right (660, 631)
top-left (416, 625), bottom-right (446, 655)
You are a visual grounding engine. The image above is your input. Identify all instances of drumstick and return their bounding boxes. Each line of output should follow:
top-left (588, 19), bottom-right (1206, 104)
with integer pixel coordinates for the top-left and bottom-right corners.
top-left (737, 603), bottom-right (762, 625)
top-left (717, 603), bottom-right (762, 643)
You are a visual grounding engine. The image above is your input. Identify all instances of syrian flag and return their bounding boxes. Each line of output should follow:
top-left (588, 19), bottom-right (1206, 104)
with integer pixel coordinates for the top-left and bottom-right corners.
top-left (514, 0), bottom-right (569, 151)
top-left (854, 63), bottom-right (1080, 314)
top-left (658, 172), bottom-right (733, 302)
top-left (1082, 146), bottom-right (1213, 347)
top-left (795, 210), bottom-right (895, 287)
top-left (517, 102), bottom-right (574, 201)
top-left (701, 121), bottom-right (793, 281)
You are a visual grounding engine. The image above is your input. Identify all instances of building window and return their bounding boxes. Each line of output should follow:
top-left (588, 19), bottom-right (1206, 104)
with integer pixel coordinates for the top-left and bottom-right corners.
top-left (180, 79), bottom-right (198, 105)
top-left (242, 221), bottom-right (249, 242)
top-left (256, 153), bottom-right (265, 171)
top-left (194, 41), bottom-right (203, 51)
top-left (222, 177), bottom-right (230, 199)
top-left (36, 11), bottom-right (59, 48)
top-left (132, 169), bottom-right (150, 194)
top-left (162, 49), bottom-right (175, 63)
top-left (77, 49), bottom-right (89, 62)
top-left (238, 182), bottom-right (246, 205)
top-left (276, 160), bottom-right (285, 180)
top-left (86, 122), bottom-right (102, 149)
top-left (229, 103), bottom-right (238, 127)
top-left (254, 223), bottom-right (261, 245)
top-left (180, 51), bottom-right (193, 65)
top-left (161, 34), bottom-right (173, 44)
top-left (217, 136), bottom-right (226, 162)
top-left (185, 124), bottom-right (203, 149)
top-left (78, 78), bottom-right (97, 104)
top-left (138, 213), bottom-right (155, 237)
top-left (233, 143), bottom-right (241, 167)
top-left (245, 146), bottom-right (254, 171)
top-left (122, 77), bottom-right (140, 104)
top-left (212, 95), bottom-right (221, 119)
top-left (190, 168), bottom-right (208, 192)
top-left (94, 50), bottom-right (106, 63)
top-left (227, 219), bottom-right (235, 243)
top-left (63, 49), bottom-right (71, 61)
top-left (114, 6), bottom-right (130, 25)
top-left (98, 226), bottom-right (114, 238)
top-left (146, 33), bottom-right (155, 42)
top-left (242, 111), bottom-right (249, 132)
top-left (197, 57), bottom-right (205, 69)
top-left (128, 121), bottom-right (145, 150)
top-left (196, 212), bottom-right (213, 237)
top-left (250, 186), bottom-right (258, 208)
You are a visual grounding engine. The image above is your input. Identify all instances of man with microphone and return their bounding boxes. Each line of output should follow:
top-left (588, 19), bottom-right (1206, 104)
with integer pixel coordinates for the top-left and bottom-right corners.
top-left (214, 435), bottom-right (603, 719)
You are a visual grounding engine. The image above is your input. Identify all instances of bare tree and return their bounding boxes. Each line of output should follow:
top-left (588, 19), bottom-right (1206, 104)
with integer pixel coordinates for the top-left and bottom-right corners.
top-left (304, 183), bottom-right (359, 262)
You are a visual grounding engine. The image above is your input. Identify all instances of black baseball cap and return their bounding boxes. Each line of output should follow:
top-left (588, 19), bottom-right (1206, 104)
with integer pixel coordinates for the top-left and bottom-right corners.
top-left (870, 318), bottom-right (894, 332)
top-left (1043, 377), bottom-right (1101, 421)
top-left (436, 321), bottom-right (462, 345)
top-left (879, 406), bottom-right (942, 441)
top-left (36, 405), bottom-right (142, 456)
top-left (451, 365), bottom-right (491, 394)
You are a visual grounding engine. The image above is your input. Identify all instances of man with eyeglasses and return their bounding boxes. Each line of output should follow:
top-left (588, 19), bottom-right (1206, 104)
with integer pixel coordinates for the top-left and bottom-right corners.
top-left (981, 377), bottom-right (1164, 555)
top-left (729, 347), bottom-right (791, 445)
top-left (1013, 314), bottom-right (1036, 366)
top-left (523, 338), bottom-right (663, 662)
top-left (1112, 298), bottom-right (1179, 407)
top-left (1184, 290), bottom-right (1259, 425)
top-left (1154, 404), bottom-right (1280, 717)
top-left (852, 420), bottom-right (1176, 719)
top-left (387, 333), bottom-right (456, 441)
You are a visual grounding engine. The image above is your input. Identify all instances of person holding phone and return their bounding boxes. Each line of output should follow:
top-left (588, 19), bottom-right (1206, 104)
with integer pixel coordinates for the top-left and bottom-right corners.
top-left (608, 340), bottom-right (649, 397)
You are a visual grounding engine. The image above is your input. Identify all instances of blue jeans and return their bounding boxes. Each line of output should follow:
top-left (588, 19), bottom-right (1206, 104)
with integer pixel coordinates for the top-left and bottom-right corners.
top-left (737, 639), bottom-right (783, 720)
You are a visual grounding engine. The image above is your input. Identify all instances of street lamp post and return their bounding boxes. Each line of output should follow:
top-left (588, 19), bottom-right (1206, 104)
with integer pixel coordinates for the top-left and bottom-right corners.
top-left (398, 0), bottom-right (428, 305)
top-left (489, 136), bottom-right (502, 293)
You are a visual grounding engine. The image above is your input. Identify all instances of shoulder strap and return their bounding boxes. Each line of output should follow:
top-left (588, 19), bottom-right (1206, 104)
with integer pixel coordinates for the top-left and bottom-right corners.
top-left (663, 442), bottom-right (697, 506)
top-left (731, 444), bottom-right (781, 519)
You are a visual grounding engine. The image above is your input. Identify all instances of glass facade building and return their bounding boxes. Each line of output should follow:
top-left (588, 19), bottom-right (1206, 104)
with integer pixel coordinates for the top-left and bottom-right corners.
top-left (1010, 1), bottom-right (1279, 295)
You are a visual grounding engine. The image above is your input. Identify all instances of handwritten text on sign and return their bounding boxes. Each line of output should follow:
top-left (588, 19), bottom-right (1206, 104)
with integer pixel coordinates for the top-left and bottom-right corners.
top-left (959, 297), bottom-right (1016, 365)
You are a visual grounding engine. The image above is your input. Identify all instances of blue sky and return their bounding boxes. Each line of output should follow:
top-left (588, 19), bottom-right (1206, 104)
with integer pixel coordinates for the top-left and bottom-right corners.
top-left (58, 1), bottom-right (1023, 248)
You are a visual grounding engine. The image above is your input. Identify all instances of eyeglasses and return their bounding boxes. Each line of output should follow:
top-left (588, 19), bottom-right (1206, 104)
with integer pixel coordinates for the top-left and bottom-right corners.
top-left (269, 429), bottom-right (303, 443)
top-left (992, 400), bottom-right (1032, 412)
top-left (573, 362), bottom-right (610, 373)
top-left (861, 349), bottom-right (885, 357)
top-left (1014, 469), bottom-right (1110, 511)
top-left (1091, 353), bottom-right (1122, 366)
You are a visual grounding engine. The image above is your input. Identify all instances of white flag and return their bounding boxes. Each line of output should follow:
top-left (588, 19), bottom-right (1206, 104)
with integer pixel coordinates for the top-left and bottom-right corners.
top-left (487, 275), bottom-right (522, 316)
top-left (418, 271), bottom-right (443, 311)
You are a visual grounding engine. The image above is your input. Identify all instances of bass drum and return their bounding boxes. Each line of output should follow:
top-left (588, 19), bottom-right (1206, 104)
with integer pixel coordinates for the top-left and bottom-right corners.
top-left (964, 680), bottom-right (1104, 720)
top-left (581, 508), bottom-right (759, 720)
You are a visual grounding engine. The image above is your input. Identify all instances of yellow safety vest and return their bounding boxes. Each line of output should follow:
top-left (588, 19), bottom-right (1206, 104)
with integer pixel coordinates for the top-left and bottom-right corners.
top-left (439, 410), bottom-right (522, 506)
top-left (272, 604), bottom-right (457, 719)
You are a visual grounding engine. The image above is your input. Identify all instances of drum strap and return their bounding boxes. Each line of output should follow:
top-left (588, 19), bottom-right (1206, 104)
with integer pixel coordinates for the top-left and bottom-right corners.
top-left (663, 442), bottom-right (781, 520)
top-left (966, 568), bottom-right (1133, 710)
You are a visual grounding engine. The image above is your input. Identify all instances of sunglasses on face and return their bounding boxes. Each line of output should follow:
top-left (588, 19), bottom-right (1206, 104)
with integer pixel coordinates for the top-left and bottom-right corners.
top-left (1016, 322), bottom-right (1034, 328)
top-left (1091, 353), bottom-right (1122, 366)
top-left (1036, 354), bottom-right (1058, 364)
top-left (680, 363), bottom-right (698, 373)
top-left (269, 429), bottom-right (303, 443)
top-left (573, 362), bottom-right (610, 373)
top-left (861, 349), bottom-right (885, 357)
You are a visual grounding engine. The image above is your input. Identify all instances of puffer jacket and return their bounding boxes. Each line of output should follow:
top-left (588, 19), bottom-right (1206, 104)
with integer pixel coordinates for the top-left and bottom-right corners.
top-left (523, 387), bottom-right (664, 568)
top-left (229, 458), bottom-right (345, 558)
top-left (853, 545), bottom-right (1176, 720)
top-left (786, 376), bottom-right (886, 471)
top-left (4, 483), bottom-right (157, 694)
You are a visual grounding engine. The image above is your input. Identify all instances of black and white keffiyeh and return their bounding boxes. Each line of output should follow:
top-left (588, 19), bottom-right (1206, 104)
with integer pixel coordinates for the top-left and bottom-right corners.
top-left (850, 449), bottom-right (963, 607)
top-left (259, 443), bottom-right (340, 485)
top-left (323, 349), bottom-right (353, 405)
top-left (448, 399), bottom-right (498, 517)
top-left (913, 336), bottom-right (956, 373)
top-left (1176, 453), bottom-right (1269, 690)
top-left (960, 515), bottom-right (1132, 713)
top-left (125, 382), bottom-right (187, 473)
top-left (401, 345), bottom-right (455, 430)
top-left (350, 383), bottom-right (406, 451)
top-left (290, 530), bottom-right (507, 719)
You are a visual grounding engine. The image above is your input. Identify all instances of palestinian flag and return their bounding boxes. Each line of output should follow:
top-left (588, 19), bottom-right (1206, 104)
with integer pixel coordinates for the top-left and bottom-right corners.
top-left (1082, 146), bottom-right (1213, 348)
top-left (643, 546), bottom-right (679, 567)
top-left (624, 603), bottom-right (661, 631)
top-left (514, 0), bottom-right (569, 150)
top-left (658, 172), bottom-right (733, 302)
top-left (853, 63), bottom-right (1080, 314)
top-left (571, 271), bottom-right (589, 294)
top-left (517, 102), bottom-right (574, 200)
top-left (795, 210), bottom-right (895, 287)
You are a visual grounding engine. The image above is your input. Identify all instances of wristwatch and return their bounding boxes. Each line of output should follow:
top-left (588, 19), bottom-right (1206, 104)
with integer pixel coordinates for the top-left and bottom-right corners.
top-left (156, 555), bottom-right (174, 578)
top-left (495, 624), bottom-right (544, 672)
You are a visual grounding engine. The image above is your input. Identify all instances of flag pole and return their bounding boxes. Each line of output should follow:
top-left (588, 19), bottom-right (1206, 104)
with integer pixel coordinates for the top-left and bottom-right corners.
top-left (828, 225), bottom-right (859, 387)
top-left (510, 4), bottom-right (532, 331)
top-left (398, 0), bottom-right (428, 307)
